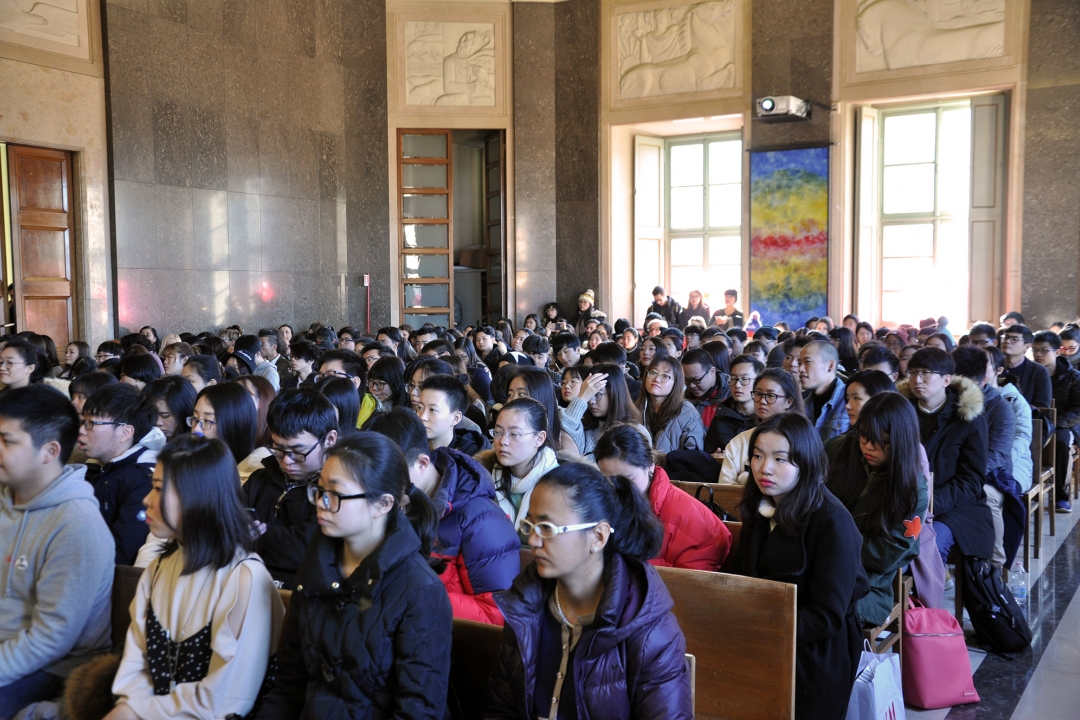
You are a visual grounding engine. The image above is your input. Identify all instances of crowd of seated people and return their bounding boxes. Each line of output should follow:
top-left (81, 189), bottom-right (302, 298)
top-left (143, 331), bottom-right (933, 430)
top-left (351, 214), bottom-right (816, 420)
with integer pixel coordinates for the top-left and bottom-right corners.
top-left (0, 299), bottom-right (1076, 720)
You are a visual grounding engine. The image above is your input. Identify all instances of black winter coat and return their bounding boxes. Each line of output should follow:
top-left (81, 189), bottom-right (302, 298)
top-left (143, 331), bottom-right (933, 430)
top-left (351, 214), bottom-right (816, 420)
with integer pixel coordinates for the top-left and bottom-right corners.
top-left (900, 376), bottom-right (994, 558)
top-left (704, 398), bottom-right (756, 454)
top-left (258, 509), bottom-right (453, 720)
top-left (647, 297), bottom-right (682, 327)
top-left (91, 445), bottom-right (155, 565)
top-left (484, 554), bottom-right (693, 720)
top-left (735, 489), bottom-right (870, 720)
top-left (242, 456), bottom-right (319, 588)
top-left (1050, 356), bottom-right (1080, 431)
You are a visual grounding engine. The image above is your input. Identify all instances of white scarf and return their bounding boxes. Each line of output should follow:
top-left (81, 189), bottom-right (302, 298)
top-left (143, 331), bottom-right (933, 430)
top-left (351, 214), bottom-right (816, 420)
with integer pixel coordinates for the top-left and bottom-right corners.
top-left (496, 446), bottom-right (560, 526)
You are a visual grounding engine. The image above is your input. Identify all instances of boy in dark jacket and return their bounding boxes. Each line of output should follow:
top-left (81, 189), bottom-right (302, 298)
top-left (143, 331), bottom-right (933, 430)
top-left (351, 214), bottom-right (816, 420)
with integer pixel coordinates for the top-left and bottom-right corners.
top-left (647, 286), bottom-right (683, 327)
top-left (242, 390), bottom-right (338, 587)
top-left (417, 374), bottom-right (491, 455)
top-left (1033, 330), bottom-right (1080, 511)
top-left (77, 383), bottom-right (163, 565)
top-left (903, 347), bottom-right (994, 564)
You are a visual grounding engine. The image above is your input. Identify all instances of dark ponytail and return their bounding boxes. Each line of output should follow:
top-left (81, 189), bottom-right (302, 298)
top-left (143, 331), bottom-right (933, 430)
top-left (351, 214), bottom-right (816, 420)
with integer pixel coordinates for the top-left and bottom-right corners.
top-left (538, 463), bottom-right (662, 561)
top-left (326, 432), bottom-right (444, 573)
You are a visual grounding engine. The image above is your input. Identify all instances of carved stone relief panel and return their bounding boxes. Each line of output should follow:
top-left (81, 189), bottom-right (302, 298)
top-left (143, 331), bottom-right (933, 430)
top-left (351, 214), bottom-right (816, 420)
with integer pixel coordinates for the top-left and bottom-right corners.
top-left (616, 0), bottom-right (736, 101)
top-left (855, 0), bottom-right (1006, 73)
top-left (405, 21), bottom-right (496, 106)
top-left (0, 0), bottom-right (90, 60)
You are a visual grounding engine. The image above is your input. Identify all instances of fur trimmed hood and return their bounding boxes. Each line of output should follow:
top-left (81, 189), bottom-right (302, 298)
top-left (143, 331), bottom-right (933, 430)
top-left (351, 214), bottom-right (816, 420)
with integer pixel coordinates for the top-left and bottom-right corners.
top-left (896, 374), bottom-right (984, 422)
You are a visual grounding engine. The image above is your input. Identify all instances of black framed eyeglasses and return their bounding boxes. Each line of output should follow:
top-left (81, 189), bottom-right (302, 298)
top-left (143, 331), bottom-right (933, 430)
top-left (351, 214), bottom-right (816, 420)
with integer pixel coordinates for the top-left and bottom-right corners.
top-left (317, 370), bottom-right (356, 382)
top-left (268, 436), bottom-right (326, 463)
top-left (750, 390), bottom-right (788, 405)
top-left (81, 419), bottom-right (127, 431)
top-left (307, 484), bottom-right (368, 513)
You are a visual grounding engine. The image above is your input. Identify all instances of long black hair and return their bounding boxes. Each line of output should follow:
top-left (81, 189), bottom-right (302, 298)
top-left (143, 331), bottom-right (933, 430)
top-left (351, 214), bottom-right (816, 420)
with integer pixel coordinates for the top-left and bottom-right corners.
top-left (537, 463), bottom-right (662, 561)
top-left (753, 368), bottom-right (806, 416)
top-left (737, 414), bottom-right (826, 535)
top-left (509, 367), bottom-right (562, 447)
top-left (157, 435), bottom-right (255, 573)
top-left (195, 383), bottom-right (257, 462)
top-left (318, 377), bottom-right (361, 430)
top-left (144, 375), bottom-right (197, 438)
top-left (829, 327), bottom-right (859, 372)
top-left (583, 364), bottom-right (641, 430)
top-left (827, 393), bottom-right (920, 539)
top-left (368, 356), bottom-right (409, 409)
top-left (355, 414), bottom-right (444, 572)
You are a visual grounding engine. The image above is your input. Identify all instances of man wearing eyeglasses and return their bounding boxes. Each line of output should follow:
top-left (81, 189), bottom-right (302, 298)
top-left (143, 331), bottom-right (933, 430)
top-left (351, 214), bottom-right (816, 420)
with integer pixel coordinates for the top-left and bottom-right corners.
top-left (905, 346), bottom-right (994, 567)
top-left (242, 389), bottom-right (338, 588)
top-left (76, 384), bottom-right (164, 565)
top-left (681, 349), bottom-right (726, 431)
top-left (999, 324), bottom-right (1052, 413)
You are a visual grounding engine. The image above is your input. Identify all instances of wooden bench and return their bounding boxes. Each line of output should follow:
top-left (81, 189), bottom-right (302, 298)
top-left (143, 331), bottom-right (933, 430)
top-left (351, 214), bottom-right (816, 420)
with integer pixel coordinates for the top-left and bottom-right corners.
top-left (655, 566), bottom-right (795, 720)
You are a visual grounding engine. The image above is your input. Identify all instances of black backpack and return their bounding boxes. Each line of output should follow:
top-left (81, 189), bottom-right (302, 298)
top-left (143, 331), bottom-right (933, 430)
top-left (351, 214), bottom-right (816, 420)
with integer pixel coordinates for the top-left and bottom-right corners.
top-left (962, 557), bottom-right (1032, 653)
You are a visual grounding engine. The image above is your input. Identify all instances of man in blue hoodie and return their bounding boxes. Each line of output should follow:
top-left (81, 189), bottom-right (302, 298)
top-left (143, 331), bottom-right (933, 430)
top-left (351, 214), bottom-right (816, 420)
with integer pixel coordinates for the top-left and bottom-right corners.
top-left (0, 385), bottom-right (114, 715)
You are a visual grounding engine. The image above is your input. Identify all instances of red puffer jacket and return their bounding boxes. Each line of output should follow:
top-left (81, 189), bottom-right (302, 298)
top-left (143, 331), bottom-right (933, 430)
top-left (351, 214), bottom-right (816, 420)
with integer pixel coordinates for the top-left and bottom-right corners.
top-left (648, 467), bottom-right (731, 571)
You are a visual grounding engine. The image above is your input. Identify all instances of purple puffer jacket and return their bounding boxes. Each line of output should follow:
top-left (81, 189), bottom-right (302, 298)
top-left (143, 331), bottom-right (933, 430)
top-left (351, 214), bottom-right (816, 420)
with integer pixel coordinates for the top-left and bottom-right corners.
top-left (483, 553), bottom-right (693, 720)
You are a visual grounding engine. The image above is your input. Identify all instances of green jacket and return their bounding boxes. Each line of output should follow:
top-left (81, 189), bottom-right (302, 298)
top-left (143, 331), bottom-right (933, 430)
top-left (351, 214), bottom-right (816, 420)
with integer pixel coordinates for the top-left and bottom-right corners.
top-left (826, 436), bottom-right (928, 626)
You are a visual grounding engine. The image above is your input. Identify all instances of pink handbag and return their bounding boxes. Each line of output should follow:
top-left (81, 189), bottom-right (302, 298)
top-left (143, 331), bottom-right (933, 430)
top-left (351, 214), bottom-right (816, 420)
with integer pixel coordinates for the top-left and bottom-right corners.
top-left (902, 598), bottom-right (980, 709)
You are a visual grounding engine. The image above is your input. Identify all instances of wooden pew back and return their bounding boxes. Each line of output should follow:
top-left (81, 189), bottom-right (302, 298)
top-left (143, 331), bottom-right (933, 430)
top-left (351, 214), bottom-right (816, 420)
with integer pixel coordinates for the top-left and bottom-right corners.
top-left (671, 480), bottom-right (746, 520)
top-left (111, 565), bottom-right (144, 650)
top-left (450, 618), bottom-right (505, 720)
top-left (655, 565), bottom-right (797, 720)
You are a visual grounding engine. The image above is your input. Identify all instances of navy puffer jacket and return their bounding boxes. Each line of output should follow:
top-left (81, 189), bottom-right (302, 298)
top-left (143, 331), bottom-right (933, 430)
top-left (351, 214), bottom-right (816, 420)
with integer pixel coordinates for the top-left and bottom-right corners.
top-left (256, 509), bottom-right (453, 720)
top-left (431, 447), bottom-right (520, 624)
top-left (483, 553), bottom-right (693, 719)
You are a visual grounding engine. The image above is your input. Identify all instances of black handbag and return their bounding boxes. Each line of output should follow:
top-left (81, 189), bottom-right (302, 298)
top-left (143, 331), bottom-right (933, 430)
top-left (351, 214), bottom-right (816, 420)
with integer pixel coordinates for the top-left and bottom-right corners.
top-left (693, 484), bottom-right (734, 522)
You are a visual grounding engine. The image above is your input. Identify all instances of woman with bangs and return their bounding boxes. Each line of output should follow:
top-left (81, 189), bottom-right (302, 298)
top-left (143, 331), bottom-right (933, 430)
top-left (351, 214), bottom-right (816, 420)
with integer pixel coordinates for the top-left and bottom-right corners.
top-left (561, 364), bottom-right (645, 462)
top-left (718, 368), bottom-right (805, 485)
top-left (826, 393), bottom-right (927, 627)
top-left (636, 335), bottom-right (668, 378)
top-left (734, 413), bottom-right (868, 720)
top-left (366, 355), bottom-right (410, 411)
top-left (636, 356), bottom-right (705, 454)
top-left (107, 435), bottom-right (283, 719)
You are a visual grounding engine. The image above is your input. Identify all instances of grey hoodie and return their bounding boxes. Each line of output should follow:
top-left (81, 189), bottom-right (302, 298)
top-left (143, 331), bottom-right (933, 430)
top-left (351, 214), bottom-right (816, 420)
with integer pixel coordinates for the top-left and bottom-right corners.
top-left (0, 464), bottom-right (115, 685)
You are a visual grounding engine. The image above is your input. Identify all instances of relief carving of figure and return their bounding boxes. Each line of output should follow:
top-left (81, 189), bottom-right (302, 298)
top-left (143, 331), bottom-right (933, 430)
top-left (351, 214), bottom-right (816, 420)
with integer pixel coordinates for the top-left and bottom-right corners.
top-left (856, 0), bottom-right (1006, 72)
top-left (406, 22), bottom-right (496, 107)
top-left (0, 0), bottom-right (80, 46)
top-left (618, 0), bottom-right (736, 101)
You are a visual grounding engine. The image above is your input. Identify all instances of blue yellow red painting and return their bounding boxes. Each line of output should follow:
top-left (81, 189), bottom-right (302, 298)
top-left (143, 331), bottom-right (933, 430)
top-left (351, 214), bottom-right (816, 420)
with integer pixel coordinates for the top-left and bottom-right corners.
top-left (749, 147), bottom-right (829, 329)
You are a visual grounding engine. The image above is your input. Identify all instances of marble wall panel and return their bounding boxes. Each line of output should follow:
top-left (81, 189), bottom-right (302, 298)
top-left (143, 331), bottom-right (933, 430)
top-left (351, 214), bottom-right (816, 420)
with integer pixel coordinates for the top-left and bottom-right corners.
top-left (105, 0), bottom-right (360, 331)
top-left (191, 188), bottom-right (230, 271)
top-left (226, 191), bottom-right (261, 271)
top-left (750, 0), bottom-right (832, 149)
top-left (342, 0), bottom-right (390, 327)
top-left (554, 0), bottom-right (601, 314)
top-left (1021, 0), bottom-right (1080, 325)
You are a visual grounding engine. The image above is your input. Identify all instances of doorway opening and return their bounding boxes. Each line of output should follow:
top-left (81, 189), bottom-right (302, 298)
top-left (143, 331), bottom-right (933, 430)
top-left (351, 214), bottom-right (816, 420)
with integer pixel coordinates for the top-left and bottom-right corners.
top-left (0, 143), bottom-right (77, 345)
top-left (396, 129), bottom-right (506, 329)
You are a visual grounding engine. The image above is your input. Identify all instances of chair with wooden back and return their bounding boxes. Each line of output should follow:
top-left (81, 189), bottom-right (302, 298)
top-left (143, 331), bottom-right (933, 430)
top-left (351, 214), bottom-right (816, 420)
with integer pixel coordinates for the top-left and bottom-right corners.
top-left (111, 564), bottom-right (145, 650)
top-left (863, 569), bottom-right (913, 662)
top-left (655, 566), bottom-right (796, 720)
top-left (1036, 407), bottom-right (1057, 538)
top-left (1023, 419), bottom-right (1045, 569)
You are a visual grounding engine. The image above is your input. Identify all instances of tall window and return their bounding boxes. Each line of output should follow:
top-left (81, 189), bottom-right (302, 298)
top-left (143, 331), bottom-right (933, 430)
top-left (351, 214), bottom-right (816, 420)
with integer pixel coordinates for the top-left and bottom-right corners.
top-left (665, 134), bottom-right (742, 309)
top-left (878, 102), bottom-right (971, 329)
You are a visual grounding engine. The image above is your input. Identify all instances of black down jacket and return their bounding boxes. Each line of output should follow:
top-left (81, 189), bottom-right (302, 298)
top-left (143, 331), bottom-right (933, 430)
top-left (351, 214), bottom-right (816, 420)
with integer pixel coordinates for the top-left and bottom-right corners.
top-left (256, 508), bottom-right (453, 720)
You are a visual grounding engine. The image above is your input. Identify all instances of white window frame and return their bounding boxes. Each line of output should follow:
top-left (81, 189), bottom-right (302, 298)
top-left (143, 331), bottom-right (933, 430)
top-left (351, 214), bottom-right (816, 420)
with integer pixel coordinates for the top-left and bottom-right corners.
top-left (664, 132), bottom-right (743, 310)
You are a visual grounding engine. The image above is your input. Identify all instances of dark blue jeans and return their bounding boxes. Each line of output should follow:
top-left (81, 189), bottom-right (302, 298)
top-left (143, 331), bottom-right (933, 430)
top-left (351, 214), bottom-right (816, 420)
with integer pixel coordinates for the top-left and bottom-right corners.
top-left (0, 670), bottom-right (64, 719)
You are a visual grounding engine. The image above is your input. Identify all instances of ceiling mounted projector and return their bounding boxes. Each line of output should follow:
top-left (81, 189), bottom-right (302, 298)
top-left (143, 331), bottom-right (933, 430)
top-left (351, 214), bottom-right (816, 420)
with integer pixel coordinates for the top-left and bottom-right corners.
top-left (755, 95), bottom-right (811, 123)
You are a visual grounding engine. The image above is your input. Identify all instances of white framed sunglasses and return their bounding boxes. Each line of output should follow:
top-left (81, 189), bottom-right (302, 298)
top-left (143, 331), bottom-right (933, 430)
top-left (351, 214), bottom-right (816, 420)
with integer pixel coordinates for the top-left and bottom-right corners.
top-left (516, 518), bottom-right (610, 539)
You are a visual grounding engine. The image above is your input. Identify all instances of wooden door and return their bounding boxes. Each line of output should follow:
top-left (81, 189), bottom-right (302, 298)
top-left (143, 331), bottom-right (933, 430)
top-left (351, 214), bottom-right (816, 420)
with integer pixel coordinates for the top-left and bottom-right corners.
top-left (398, 130), bottom-right (453, 328)
top-left (6, 145), bottom-right (74, 346)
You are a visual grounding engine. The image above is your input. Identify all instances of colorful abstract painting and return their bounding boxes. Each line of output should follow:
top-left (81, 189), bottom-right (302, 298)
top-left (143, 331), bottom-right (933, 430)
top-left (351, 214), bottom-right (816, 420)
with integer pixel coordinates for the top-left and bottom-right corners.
top-left (749, 147), bottom-right (829, 329)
